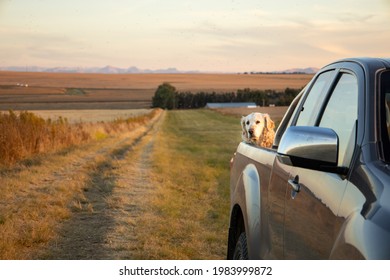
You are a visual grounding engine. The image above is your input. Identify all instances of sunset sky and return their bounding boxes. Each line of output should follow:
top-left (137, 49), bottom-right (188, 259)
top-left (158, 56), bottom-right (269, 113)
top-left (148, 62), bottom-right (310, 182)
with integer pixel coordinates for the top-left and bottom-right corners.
top-left (0, 0), bottom-right (389, 72)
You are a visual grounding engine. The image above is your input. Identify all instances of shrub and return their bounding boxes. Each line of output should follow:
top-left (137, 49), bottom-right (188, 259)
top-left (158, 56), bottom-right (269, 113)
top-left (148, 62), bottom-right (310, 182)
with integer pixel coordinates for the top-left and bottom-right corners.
top-left (152, 83), bottom-right (177, 109)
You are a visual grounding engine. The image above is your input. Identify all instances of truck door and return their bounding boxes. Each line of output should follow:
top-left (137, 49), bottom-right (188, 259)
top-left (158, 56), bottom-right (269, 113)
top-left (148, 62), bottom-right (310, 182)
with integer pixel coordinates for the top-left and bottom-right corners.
top-left (284, 71), bottom-right (359, 259)
top-left (268, 69), bottom-right (336, 259)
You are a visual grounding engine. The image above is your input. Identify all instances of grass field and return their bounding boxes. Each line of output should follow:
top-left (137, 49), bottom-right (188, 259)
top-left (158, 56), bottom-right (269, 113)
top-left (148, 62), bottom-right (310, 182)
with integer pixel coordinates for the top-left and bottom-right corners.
top-left (138, 109), bottom-right (242, 259)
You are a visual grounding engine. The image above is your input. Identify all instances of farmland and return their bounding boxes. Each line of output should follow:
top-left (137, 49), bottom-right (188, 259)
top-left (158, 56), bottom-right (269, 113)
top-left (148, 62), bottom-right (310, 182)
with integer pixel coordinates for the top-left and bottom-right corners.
top-left (0, 71), bottom-right (310, 259)
top-left (0, 71), bottom-right (312, 110)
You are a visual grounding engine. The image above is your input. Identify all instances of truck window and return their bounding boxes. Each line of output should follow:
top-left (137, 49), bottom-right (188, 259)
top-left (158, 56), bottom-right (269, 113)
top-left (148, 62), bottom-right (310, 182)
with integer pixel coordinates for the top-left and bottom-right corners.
top-left (380, 71), bottom-right (390, 162)
top-left (296, 70), bottom-right (336, 126)
top-left (385, 92), bottom-right (390, 161)
top-left (273, 89), bottom-right (303, 147)
top-left (319, 73), bottom-right (358, 167)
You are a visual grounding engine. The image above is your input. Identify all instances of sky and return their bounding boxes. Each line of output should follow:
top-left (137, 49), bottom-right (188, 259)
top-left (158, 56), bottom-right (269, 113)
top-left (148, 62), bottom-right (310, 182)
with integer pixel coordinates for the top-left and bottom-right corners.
top-left (0, 0), bottom-right (389, 72)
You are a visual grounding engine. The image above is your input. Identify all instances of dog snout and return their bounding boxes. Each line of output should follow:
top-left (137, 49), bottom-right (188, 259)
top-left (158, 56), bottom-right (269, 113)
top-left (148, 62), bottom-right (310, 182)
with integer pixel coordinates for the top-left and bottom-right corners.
top-left (248, 128), bottom-right (254, 135)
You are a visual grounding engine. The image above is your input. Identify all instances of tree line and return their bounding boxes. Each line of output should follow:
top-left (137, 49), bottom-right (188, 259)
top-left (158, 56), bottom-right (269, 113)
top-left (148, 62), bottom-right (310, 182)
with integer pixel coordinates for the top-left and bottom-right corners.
top-left (152, 82), bottom-right (302, 109)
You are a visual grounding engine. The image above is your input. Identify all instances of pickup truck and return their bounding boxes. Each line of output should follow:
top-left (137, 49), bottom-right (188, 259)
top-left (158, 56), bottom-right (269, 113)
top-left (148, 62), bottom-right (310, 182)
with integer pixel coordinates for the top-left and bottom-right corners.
top-left (227, 57), bottom-right (390, 259)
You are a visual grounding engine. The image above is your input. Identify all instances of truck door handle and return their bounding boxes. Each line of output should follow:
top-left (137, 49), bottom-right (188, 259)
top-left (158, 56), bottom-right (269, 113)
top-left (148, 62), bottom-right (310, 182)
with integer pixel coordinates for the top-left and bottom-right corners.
top-left (288, 176), bottom-right (300, 199)
top-left (288, 179), bottom-right (300, 192)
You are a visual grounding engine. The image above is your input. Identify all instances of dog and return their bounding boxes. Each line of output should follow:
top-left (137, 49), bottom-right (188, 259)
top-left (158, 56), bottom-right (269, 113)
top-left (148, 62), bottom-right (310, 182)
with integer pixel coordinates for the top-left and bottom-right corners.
top-left (241, 112), bottom-right (275, 148)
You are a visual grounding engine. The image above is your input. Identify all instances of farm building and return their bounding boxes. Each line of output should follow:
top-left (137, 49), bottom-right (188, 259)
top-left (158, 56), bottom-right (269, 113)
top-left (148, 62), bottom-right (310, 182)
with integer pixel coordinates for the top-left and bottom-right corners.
top-left (205, 102), bottom-right (257, 109)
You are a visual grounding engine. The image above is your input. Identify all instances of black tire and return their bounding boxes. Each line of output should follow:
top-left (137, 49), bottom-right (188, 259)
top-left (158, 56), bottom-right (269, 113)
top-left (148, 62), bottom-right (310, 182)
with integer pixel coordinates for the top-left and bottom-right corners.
top-left (233, 232), bottom-right (249, 260)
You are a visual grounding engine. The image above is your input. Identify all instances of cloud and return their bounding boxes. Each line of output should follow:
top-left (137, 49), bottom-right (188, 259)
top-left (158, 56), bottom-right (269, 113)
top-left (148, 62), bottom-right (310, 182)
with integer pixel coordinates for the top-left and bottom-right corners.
top-left (336, 13), bottom-right (375, 23)
top-left (0, 26), bottom-right (96, 66)
top-left (169, 8), bottom-right (389, 71)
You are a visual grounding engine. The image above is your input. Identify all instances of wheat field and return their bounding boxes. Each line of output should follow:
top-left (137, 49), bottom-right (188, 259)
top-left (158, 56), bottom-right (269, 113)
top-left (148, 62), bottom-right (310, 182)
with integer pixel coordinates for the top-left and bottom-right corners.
top-left (0, 71), bottom-right (313, 110)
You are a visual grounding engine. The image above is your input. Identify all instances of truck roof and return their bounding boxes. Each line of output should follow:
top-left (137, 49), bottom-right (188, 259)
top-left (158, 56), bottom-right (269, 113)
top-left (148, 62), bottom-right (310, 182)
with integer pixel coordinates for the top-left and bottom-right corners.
top-left (324, 57), bottom-right (390, 72)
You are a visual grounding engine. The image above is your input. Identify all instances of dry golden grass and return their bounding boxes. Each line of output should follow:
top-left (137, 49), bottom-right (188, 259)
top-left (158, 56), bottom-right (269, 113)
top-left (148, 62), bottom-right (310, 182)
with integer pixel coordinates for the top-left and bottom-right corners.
top-left (0, 111), bottom-right (81, 165)
top-left (0, 109), bottom-right (159, 166)
top-left (0, 156), bottom-right (88, 259)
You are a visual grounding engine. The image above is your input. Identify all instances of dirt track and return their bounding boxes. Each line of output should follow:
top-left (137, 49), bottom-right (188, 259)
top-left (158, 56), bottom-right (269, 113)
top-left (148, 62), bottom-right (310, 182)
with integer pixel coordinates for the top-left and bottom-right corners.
top-left (39, 111), bottom-right (165, 259)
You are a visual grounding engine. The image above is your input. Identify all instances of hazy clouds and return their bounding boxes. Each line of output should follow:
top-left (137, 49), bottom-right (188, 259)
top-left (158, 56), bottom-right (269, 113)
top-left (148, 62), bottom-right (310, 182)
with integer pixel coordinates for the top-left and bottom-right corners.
top-left (1, 0), bottom-right (389, 72)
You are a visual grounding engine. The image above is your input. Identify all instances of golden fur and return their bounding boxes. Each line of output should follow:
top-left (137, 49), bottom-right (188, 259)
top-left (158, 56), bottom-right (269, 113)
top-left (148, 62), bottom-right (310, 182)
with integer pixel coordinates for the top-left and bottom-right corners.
top-left (241, 112), bottom-right (275, 148)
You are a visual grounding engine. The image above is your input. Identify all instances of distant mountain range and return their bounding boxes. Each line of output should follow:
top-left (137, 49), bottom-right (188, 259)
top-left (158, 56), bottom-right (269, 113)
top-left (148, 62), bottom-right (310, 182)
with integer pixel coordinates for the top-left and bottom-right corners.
top-left (0, 65), bottom-right (199, 74)
top-left (245, 67), bottom-right (319, 75)
top-left (0, 65), bottom-right (319, 74)
top-left (279, 67), bottom-right (319, 74)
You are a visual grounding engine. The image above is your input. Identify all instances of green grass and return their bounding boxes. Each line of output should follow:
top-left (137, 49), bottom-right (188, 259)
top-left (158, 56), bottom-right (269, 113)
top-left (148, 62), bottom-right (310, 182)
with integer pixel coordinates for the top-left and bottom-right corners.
top-left (140, 109), bottom-right (242, 259)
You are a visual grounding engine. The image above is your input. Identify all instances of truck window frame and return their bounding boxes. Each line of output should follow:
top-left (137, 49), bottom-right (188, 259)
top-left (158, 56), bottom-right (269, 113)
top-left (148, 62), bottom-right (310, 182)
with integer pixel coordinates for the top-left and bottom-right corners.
top-left (293, 69), bottom-right (337, 126)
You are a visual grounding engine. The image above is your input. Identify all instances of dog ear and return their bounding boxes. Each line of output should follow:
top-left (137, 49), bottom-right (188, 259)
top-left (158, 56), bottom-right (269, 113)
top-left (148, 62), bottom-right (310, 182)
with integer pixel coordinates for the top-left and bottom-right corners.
top-left (241, 116), bottom-right (248, 141)
top-left (264, 114), bottom-right (275, 131)
top-left (241, 116), bottom-right (246, 129)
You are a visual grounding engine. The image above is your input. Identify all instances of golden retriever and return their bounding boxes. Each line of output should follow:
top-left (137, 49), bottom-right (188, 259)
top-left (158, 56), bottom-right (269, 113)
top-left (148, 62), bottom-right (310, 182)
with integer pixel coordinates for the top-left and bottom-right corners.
top-left (241, 112), bottom-right (275, 148)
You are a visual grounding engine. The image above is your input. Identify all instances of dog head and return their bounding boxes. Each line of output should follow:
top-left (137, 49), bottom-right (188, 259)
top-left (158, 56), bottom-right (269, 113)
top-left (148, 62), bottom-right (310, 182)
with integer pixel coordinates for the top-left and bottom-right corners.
top-left (241, 112), bottom-right (275, 145)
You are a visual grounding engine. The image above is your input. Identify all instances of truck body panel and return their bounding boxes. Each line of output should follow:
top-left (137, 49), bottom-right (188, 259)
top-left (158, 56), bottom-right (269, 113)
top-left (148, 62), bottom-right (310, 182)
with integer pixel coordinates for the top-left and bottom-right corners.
top-left (228, 58), bottom-right (390, 259)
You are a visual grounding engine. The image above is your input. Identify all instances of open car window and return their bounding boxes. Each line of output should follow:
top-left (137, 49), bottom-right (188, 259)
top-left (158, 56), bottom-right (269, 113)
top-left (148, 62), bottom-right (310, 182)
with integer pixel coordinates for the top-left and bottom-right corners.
top-left (273, 89), bottom-right (303, 147)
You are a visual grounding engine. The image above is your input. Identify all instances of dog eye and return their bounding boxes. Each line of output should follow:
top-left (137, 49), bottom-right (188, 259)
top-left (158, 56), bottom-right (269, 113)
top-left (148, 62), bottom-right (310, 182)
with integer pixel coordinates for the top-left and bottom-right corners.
top-left (246, 121), bottom-right (249, 125)
top-left (256, 120), bottom-right (261, 124)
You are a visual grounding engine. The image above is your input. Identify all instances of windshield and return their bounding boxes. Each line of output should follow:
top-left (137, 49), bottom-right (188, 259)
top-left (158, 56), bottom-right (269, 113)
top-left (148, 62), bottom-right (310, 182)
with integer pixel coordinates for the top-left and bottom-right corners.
top-left (380, 71), bottom-right (390, 162)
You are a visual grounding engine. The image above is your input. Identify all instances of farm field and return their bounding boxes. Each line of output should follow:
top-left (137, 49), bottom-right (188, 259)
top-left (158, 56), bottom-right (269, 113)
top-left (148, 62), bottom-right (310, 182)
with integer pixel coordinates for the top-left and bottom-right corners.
top-left (0, 71), bottom-right (313, 110)
top-left (23, 109), bottom-right (153, 123)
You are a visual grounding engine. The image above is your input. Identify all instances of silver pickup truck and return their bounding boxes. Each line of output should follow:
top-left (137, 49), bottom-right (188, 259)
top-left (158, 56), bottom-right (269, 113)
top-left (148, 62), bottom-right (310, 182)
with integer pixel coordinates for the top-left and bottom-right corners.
top-left (227, 57), bottom-right (390, 259)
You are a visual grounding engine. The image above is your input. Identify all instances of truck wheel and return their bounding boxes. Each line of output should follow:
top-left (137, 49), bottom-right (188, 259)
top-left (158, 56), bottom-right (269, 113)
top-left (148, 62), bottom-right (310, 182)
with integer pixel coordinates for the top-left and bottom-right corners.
top-left (233, 232), bottom-right (249, 260)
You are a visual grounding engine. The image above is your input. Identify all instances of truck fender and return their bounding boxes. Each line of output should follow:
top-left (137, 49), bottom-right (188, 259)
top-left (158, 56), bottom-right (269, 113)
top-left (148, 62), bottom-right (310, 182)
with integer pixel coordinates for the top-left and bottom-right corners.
top-left (331, 211), bottom-right (390, 259)
top-left (242, 164), bottom-right (261, 259)
top-left (330, 213), bottom-right (365, 259)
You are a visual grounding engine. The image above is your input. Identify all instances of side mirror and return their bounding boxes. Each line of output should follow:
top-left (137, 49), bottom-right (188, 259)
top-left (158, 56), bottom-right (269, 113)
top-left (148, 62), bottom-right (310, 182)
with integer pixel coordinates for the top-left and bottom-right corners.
top-left (277, 126), bottom-right (346, 174)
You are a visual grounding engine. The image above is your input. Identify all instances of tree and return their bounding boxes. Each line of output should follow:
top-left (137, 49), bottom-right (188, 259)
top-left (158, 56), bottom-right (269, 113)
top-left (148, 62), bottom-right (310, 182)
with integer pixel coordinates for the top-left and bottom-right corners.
top-left (152, 82), bottom-right (177, 109)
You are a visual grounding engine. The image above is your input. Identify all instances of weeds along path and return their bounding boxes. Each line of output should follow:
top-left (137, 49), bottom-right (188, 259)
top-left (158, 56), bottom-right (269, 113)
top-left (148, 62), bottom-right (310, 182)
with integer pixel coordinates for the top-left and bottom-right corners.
top-left (0, 110), bottom-right (165, 259)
